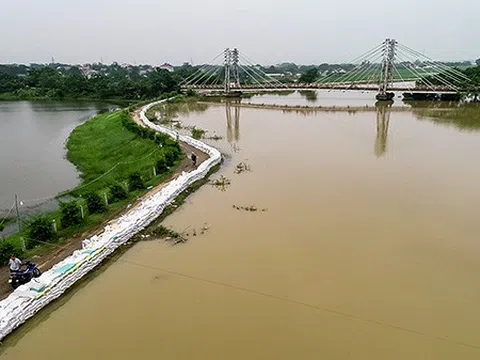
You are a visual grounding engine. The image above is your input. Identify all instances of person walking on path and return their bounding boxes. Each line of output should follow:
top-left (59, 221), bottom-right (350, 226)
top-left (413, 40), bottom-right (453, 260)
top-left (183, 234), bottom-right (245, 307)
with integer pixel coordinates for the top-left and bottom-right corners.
top-left (191, 152), bottom-right (197, 166)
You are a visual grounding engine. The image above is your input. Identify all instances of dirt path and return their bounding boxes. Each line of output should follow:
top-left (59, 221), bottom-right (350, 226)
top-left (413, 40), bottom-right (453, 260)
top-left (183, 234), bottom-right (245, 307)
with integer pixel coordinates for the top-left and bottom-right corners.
top-left (0, 108), bottom-right (209, 300)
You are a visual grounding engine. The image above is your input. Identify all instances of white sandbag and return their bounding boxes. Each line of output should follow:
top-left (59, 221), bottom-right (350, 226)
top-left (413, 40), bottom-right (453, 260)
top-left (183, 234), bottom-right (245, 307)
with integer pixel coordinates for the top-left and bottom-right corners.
top-left (0, 98), bottom-right (221, 340)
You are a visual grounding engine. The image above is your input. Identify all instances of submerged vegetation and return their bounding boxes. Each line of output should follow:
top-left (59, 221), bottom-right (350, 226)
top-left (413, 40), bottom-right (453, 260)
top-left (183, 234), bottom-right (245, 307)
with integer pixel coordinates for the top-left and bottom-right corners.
top-left (417, 104), bottom-right (480, 131)
top-left (191, 127), bottom-right (206, 139)
top-left (210, 175), bottom-right (231, 191)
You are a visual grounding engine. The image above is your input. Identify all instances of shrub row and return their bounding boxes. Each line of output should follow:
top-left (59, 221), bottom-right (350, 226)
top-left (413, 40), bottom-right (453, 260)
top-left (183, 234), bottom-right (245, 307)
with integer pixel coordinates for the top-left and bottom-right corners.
top-left (24, 172), bottom-right (147, 250)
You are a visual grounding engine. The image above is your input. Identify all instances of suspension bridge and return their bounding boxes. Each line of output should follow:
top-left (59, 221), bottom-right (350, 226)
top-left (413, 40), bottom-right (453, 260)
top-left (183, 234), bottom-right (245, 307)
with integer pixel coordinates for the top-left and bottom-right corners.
top-left (181, 39), bottom-right (473, 101)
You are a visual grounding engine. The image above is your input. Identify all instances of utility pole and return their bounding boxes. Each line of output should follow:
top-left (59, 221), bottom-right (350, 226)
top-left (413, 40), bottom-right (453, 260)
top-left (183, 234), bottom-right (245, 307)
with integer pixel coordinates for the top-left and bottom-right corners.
top-left (14, 194), bottom-right (21, 233)
top-left (377, 38), bottom-right (397, 101)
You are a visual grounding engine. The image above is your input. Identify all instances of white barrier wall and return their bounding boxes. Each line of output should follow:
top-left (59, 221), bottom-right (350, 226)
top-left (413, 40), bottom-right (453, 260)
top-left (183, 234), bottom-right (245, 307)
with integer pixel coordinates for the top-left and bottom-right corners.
top-left (0, 98), bottom-right (221, 341)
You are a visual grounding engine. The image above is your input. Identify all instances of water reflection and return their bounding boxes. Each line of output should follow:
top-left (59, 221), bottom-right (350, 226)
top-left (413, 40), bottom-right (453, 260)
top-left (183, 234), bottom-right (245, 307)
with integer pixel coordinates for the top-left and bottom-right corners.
top-left (298, 90), bottom-right (318, 102)
top-left (225, 100), bottom-right (241, 148)
top-left (374, 101), bottom-right (392, 157)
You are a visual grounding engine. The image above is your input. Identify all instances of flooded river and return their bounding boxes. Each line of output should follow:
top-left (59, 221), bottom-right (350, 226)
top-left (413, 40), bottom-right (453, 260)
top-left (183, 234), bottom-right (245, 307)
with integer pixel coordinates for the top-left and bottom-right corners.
top-left (2, 94), bottom-right (480, 359)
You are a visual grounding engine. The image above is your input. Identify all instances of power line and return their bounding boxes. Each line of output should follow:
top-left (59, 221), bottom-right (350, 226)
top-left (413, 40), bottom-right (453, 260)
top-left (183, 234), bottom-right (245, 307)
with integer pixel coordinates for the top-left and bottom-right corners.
top-left (17, 232), bottom-right (480, 351)
top-left (120, 258), bottom-right (480, 351)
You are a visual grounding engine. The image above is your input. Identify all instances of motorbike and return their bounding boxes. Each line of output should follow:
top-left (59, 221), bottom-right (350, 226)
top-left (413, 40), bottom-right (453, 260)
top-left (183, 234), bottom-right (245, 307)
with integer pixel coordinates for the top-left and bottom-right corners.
top-left (9, 261), bottom-right (42, 289)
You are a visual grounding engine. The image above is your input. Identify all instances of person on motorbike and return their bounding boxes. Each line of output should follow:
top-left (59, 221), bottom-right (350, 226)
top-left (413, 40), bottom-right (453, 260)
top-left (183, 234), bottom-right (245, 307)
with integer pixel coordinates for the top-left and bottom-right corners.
top-left (9, 255), bottom-right (22, 273)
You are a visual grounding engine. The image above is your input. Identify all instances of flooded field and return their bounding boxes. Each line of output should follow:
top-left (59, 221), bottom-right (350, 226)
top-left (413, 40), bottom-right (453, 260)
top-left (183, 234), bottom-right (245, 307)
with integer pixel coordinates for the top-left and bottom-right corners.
top-left (2, 94), bottom-right (480, 359)
top-left (0, 101), bottom-right (112, 233)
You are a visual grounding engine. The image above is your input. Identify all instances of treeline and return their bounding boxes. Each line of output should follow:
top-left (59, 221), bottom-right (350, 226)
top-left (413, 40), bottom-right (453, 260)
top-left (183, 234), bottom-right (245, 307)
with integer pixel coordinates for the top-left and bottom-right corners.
top-left (0, 65), bottom-right (180, 100)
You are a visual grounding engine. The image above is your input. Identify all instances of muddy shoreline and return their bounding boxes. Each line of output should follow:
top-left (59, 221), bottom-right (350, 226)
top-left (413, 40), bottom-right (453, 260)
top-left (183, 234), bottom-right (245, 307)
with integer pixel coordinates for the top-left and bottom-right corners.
top-left (198, 101), bottom-right (457, 113)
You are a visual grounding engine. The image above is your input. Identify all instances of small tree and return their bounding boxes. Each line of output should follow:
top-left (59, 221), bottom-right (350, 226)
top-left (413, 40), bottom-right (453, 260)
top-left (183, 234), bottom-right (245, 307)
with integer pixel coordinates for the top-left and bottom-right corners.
top-left (0, 241), bottom-right (24, 266)
top-left (164, 148), bottom-right (176, 167)
top-left (128, 172), bottom-right (145, 191)
top-left (61, 201), bottom-right (83, 228)
top-left (298, 68), bottom-right (319, 83)
top-left (155, 155), bottom-right (168, 174)
top-left (109, 183), bottom-right (128, 202)
top-left (85, 192), bottom-right (107, 214)
top-left (28, 216), bottom-right (56, 248)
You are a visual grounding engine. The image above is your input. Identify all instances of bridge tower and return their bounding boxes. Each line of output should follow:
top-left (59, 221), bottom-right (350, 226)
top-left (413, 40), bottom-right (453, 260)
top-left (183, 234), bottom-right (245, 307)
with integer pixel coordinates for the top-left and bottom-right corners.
top-left (224, 48), bottom-right (232, 93)
top-left (376, 39), bottom-right (397, 101)
top-left (231, 48), bottom-right (241, 88)
top-left (224, 48), bottom-right (241, 93)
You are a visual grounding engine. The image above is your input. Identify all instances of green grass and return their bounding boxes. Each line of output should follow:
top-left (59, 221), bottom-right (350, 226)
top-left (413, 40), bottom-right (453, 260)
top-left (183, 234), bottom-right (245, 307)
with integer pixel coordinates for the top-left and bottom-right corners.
top-left (65, 111), bottom-right (167, 195)
top-left (0, 109), bottom-right (185, 263)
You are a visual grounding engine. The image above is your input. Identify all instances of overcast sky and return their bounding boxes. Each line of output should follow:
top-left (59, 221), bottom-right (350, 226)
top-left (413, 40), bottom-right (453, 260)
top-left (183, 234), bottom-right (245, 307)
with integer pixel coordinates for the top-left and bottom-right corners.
top-left (1, 0), bottom-right (479, 65)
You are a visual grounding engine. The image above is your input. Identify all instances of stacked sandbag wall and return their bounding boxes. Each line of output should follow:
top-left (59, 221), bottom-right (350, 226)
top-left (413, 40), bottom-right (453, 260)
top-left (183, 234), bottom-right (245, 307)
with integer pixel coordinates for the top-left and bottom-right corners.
top-left (0, 98), bottom-right (221, 340)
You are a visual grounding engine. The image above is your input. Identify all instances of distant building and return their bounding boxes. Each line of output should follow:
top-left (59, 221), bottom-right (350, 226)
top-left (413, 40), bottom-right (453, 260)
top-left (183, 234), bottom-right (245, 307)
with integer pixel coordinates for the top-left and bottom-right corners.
top-left (159, 63), bottom-right (174, 72)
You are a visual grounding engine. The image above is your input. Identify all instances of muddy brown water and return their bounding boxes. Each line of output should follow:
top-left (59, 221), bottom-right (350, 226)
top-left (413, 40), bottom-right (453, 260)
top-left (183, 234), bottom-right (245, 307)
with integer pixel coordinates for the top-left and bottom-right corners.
top-left (2, 96), bottom-right (480, 359)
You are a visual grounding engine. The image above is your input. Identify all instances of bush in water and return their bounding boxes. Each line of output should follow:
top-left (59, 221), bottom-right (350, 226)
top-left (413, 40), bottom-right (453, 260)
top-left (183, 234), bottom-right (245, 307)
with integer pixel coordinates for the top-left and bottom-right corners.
top-left (109, 183), bottom-right (128, 202)
top-left (28, 217), bottom-right (56, 248)
top-left (60, 201), bottom-right (83, 228)
top-left (128, 172), bottom-right (145, 191)
top-left (85, 192), bottom-right (107, 214)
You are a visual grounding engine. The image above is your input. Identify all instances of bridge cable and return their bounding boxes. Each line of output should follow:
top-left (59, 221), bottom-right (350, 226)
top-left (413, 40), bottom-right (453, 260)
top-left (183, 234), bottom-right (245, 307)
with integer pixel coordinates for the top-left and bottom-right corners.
top-left (238, 64), bottom-right (270, 90)
top-left (392, 62), bottom-right (414, 92)
top-left (180, 51), bottom-right (225, 85)
top-left (318, 42), bottom-right (385, 84)
top-left (396, 44), bottom-right (470, 87)
top-left (199, 66), bottom-right (223, 87)
top-left (397, 46), bottom-right (466, 87)
top-left (237, 58), bottom-right (280, 88)
top-left (315, 44), bottom-right (385, 85)
top-left (397, 44), bottom-right (471, 83)
top-left (394, 54), bottom-right (440, 92)
top-left (325, 50), bottom-right (384, 88)
top-left (191, 65), bottom-right (223, 87)
top-left (238, 53), bottom-right (285, 87)
top-left (395, 51), bottom-right (458, 91)
top-left (238, 55), bottom-right (284, 88)
top-left (336, 52), bottom-right (384, 88)
top-left (319, 47), bottom-right (385, 86)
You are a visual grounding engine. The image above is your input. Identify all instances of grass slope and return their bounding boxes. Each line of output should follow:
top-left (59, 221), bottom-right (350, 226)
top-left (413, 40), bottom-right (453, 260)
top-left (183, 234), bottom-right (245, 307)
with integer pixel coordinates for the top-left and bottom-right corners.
top-left (66, 111), bottom-right (162, 194)
top-left (1, 110), bottom-right (183, 261)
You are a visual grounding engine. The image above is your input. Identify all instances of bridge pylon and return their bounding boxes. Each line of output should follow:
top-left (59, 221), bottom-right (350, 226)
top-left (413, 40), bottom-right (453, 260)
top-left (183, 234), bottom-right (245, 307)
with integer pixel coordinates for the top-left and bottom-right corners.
top-left (376, 38), bottom-right (397, 101)
top-left (231, 48), bottom-right (241, 88)
top-left (223, 48), bottom-right (241, 94)
top-left (224, 48), bottom-right (231, 93)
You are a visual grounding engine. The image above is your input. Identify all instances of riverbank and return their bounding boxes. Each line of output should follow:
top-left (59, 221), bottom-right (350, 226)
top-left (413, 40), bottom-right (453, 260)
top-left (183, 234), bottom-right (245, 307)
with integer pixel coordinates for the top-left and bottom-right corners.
top-left (0, 103), bottom-right (210, 299)
top-left (0, 98), bottom-right (221, 341)
top-left (198, 100), bottom-right (459, 113)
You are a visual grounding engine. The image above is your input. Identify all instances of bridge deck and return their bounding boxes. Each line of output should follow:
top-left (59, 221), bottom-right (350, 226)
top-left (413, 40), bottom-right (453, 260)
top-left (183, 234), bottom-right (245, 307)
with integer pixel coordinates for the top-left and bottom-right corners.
top-left (182, 84), bottom-right (458, 94)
